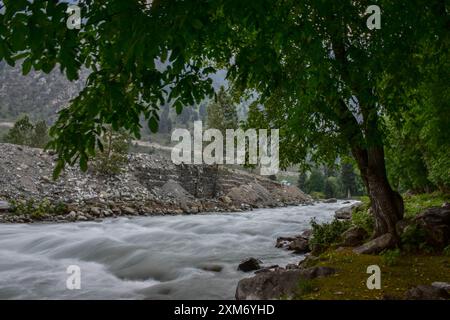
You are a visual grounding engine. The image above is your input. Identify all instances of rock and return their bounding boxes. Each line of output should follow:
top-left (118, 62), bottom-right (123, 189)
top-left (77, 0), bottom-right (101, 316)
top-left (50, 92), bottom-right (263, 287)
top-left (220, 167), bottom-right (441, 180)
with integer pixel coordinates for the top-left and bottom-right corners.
top-left (396, 219), bottom-right (410, 237)
top-left (323, 198), bottom-right (337, 203)
top-left (431, 282), bottom-right (450, 292)
top-left (288, 237), bottom-right (310, 253)
top-left (301, 229), bottom-right (313, 239)
top-left (413, 206), bottom-right (450, 249)
top-left (122, 206), bottom-right (136, 215)
top-left (238, 258), bottom-right (262, 272)
top-left (201, 265), bottom-right (223, 272)
top-left (235, 266), bottom-right (336, 300)
top-left (219, 196), bottom-right (232, 204)
top-left (0, 201), bottom-right (11, 212)
top-left (66, 211), bottom-right (78, 221)
top-left (404, 285), bottom-right (450, 300)
top-left (275, 236), bottom-right (296, 248)
top-left (89, 207), bottom-right (101, 216)
top-left (227, 183), bottom-right (274, 208)
top-left (334, 201), bottom-right (363, 220)
top-left (341, 226), bottom-right (368, 247)
top-left (353, 233), bottom-right (395, 254)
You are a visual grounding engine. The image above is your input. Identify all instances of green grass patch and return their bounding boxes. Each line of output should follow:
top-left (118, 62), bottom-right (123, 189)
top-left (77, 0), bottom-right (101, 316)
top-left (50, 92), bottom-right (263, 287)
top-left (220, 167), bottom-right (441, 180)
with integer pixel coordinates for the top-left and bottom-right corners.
top-left (296, 249), bottom-right (450, 300)
top-left (403, 191), bottom-right (450, 218)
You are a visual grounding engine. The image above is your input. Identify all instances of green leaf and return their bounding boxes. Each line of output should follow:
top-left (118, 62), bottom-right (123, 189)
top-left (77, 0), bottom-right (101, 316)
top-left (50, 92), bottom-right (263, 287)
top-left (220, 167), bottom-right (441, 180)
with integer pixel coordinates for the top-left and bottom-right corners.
top-left (148, 117), bottom-right (159, 133)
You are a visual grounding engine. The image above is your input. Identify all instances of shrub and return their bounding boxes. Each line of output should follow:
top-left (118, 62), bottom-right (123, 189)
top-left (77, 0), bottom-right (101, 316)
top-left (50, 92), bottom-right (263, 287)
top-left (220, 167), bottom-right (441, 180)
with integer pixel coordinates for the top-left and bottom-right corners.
top-left (310, 191), bottom-right (325, 200)
top-left (296, 279), bottom-right (315, 298)
top-left (444, 245), bottom-right (450, 257)
top-left (400, 224), bottom-right (431, 253)
top-left (351, 208), bottom-right (374, 235)
top-left (309, 219), bottom-right (351, 252)
top-left (92, 128), bottom-right (130, 175)
top-left (10, 198), bottom-right (68, 218)
top-left (381, 248), bottom-right (401, 266)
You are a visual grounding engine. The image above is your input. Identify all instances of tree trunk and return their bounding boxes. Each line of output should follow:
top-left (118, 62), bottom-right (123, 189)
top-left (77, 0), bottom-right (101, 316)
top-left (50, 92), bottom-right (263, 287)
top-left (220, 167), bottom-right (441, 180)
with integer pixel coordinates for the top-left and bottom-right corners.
top-left (352, 146), bottom-right (404, 242)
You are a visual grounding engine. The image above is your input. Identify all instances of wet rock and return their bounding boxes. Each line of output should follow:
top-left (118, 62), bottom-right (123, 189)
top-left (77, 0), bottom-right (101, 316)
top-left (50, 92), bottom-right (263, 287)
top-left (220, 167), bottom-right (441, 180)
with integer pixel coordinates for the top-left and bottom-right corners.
top-left (404, 285), bottom-right (450, 300)
top-left (323, 198), bottom-right (337, 203)
top-left (201, 265), bottom-right (223, 272)
top-left (288, 237), bottom-right (310, 253)
top-left (353, 233), bottom-right (395, 254)
top-left (235, 266), bottom-right (336, 300)
top-left (334, 202), bottom-right (363, 220)
top-left (341, 226), bottom-right (368, 247)
top-left (275, 236), bottom-right (296, 249)
top-left (238, 258), bottom-right (262, 272)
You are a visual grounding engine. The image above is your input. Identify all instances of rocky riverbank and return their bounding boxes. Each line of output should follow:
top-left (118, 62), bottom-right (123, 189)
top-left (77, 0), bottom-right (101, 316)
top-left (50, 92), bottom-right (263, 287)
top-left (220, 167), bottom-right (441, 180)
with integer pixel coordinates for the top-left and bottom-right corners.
top-left (235, 201), bottom-right (450, 300)
top-left (0, 143), bottom-right (312, 223)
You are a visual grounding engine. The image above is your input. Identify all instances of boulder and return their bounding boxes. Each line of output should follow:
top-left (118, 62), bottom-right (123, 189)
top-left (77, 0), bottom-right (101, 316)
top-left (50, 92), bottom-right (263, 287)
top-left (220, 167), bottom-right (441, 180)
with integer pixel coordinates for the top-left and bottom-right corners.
top-left (413, 205), bottom-right (450, 249)
top-left (334, 201), bottom-right (363, 220)
top-left (353, 233), bottom-right (395, 254)
top-left (238, 258), bottom-right (262, 272)
top-left (323, 198), bottom-right (337, 203)
top-left (235, 266), bottom-right (336, 300)
top-left (0, 201), bottom-right (11, 212)
top-left (227, 183), bottom-right (275, 208)
top-left (404, 285), bottom-right (450, 300)
top-left (431, 282), bottom-right (450, 292)
top-left (275, 236), bottom-right (296, 249)
top-left (288, 237), bottom-right (310, 253)
top-left (276, 235), bottom-right (310, 253)
top-left (341, 226), bottom-right (368, 247)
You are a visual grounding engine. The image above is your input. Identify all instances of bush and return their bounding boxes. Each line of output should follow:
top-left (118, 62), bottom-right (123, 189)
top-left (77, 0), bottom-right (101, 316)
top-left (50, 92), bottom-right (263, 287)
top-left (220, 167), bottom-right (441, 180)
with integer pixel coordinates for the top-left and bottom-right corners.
top-left (309, 219), bottom-right (351, 252)
top-left (400, 224), bottom-right (431, 253)
top-left (310, 191), bottom-right (325, 200)
top-left (351, 208), bottom-right (374, 235)
top-left (444, 245), bottom-right (450, 257)
top-left (92, 128), bottom-right (130, 175)
top-left (381, 248), bottom-right (401, 266)
top-left (10, 198), bottom-right (69, 219)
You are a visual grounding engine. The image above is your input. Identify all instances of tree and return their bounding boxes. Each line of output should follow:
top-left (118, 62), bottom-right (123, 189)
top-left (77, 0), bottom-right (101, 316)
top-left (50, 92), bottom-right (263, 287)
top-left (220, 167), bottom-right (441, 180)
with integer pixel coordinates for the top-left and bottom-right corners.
top-left (305, 168), bottom-right (325, 194)
top-left (206, 86), bottom-right (238, 134)
top-left (4, 115), bottom-right (34, 146)
top-left (92, 127), bottom-right (130, 175)
top-left (297, 172), bottom-right (307, 191)
top-left (32, 120), bottom-right (49, 148)
top-left (1, 1), bottom-right (447, 244)
top-left (340, 163), bottom-right (357, 198)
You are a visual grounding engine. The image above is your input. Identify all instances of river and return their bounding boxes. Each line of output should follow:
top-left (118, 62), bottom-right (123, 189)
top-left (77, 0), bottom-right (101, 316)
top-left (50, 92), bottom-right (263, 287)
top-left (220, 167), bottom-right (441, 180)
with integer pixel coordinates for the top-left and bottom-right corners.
top-left (0, 201), bottom-right (350, 299)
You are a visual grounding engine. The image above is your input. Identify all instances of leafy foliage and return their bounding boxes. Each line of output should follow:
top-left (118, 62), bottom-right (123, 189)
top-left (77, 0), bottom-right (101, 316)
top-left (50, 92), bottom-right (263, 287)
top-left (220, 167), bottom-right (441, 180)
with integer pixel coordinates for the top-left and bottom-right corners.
top-left (309, 219), bottom-right (351, 252)
top-left (3, 115), bottom-right (49, 148)
top-left (381, 248), bottom-right (401, 267)
top-left (92, 127), bottom-right (130, 175)
top-left (206, 86), bottom-right (238, 134)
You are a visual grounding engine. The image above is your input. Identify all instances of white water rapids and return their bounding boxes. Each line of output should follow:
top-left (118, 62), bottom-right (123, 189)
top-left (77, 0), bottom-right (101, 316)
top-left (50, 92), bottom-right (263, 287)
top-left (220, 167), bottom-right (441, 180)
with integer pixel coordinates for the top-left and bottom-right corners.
top-left (0, 201), bottom-right (350, 299)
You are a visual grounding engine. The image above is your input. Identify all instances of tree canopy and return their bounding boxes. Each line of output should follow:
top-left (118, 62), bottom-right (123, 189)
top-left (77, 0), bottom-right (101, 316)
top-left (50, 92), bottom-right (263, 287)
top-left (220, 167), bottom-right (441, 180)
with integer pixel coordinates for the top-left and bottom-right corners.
top-left (0, 0), bottom-right (448, 240)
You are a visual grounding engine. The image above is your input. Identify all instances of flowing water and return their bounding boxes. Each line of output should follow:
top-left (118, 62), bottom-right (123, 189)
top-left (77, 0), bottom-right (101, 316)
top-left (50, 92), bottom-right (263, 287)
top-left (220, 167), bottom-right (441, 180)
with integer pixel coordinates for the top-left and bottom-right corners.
top-left (0, 201), bottom-right (351, 299)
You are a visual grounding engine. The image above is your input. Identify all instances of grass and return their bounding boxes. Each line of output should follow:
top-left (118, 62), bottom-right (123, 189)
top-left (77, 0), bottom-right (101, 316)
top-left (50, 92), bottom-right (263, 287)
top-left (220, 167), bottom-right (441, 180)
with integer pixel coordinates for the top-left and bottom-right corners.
top-left (403, 191), bottom-right (450, 218)
top-left (295, 248), bottom-right (450, 300)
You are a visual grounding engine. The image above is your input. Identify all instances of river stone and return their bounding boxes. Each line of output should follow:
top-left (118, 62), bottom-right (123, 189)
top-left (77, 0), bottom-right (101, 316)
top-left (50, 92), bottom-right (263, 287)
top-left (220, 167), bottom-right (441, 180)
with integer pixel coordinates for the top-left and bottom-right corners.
top-left (235, 266), bottom-right (336, 300)
top-left (353, 233), bottom-right (395, 254)
top-left (404, 285), bottom-right (450, 300)
top-left (334, 202), bottom-right (363, 220)
top-left (341, 226), bottom-right (368, 247)
top-left (431, 282), bottom-right (450, 291)
top-left (0, 201), bottom-right (11, 212)
top-left (288, 237), bottom-right (310, 253)
top-left (323, 198), bottom-right (337, 203)
top-left (238, 258), bottom-right (262, 272)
